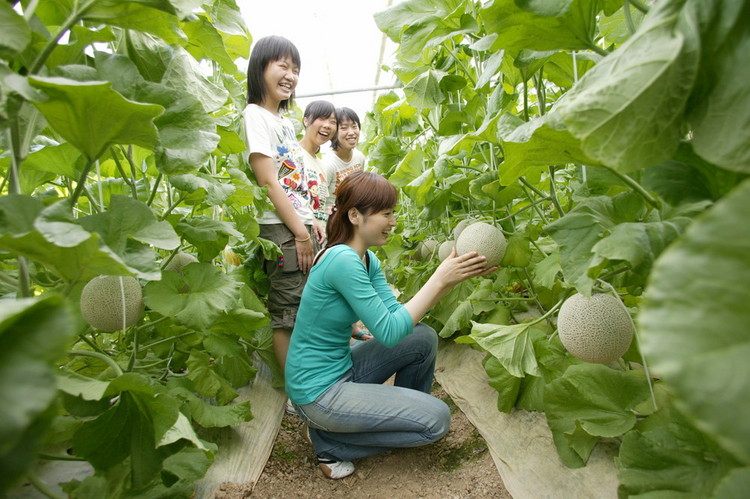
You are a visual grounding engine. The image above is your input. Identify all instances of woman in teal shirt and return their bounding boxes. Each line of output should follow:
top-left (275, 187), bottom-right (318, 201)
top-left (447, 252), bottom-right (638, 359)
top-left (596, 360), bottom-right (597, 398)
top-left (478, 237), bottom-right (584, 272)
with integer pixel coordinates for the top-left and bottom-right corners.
top-left (285, 171), bottom-right (495, 479)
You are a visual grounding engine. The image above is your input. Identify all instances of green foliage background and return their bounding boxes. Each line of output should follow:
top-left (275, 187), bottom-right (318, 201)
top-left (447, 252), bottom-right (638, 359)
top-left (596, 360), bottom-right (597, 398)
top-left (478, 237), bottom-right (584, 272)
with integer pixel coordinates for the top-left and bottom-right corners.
top-left (1, 0), bottom-right (749, 497)
top-left (367, 0), bottom-right (750, 496)
top-left (0, 0), bottom-right (279, 496)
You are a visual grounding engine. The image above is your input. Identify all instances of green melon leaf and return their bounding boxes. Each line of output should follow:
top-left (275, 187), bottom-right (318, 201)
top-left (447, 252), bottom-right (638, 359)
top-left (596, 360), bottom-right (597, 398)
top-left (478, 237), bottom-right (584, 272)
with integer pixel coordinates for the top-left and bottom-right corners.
top-left (143, 263), bottom-right (240, 330)
top-left (482, 355), bottom-right (522, 413)
top-left (170, 173), bottom-right (235, 206)
top-left (555, 0), bottom-right (700, 172)
top-left (175, 217), bottom-right (242, 261)
top-left (544, 364), bottom-right (650, 467)
top-left (0, 294), bottom-right (74, 456)
top-left (0, 2), bottom-right (31, 59)
top-left (640, 178), bottom-right (750, 465)
top-left (0, 196), bottom-right (145, 282)
top-left (481, 0), bottom-right (602, 52)
top-left (459, 321), bottom-right (543, 377)
top-left (29, 76), bottom-right (163, 163)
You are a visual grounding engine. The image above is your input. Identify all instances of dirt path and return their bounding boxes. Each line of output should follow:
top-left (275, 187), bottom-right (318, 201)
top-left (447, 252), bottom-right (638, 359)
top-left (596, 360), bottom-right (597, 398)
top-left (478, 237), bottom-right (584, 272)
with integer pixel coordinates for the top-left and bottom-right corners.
top-left (218, 384), bottom-right (511, 498)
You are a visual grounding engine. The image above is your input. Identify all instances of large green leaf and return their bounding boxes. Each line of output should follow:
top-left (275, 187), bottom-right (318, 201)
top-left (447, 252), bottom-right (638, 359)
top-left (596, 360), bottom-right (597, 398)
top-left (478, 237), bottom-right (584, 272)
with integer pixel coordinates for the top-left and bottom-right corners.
top-left (169, 173), bottom-right (235, 206)
top-left (0, 196), bottom-right (146, 282)
top-left (0, 294), bottom-right (74, 458)
top-left (640, 179), bottom-right (750, 465)
top-left (94, 52), bottom-right (220, 174)
top-left (0, 2), bottom-right (31, 59)
top-left (403, 70), bottom-right (446, 109)
top-left (481, 0), bottom-right (601, 52)
top-left (182, 13), bottom-right (240, 74)
top-left (690, 1), bottom-right (750, 172)
top-left (457, 321), bottom-right (543, 377)
top-left (80, 195), bottom-right (180, 251)
top-left (374, 0), bottom-right (464, 41)
top-left (555, 0), bottom-right (700, 172)
top-left (617, 413), bottom-right (735, 498)
top-left (161, 46), bottom-right (229, 113)
top-left (84, 0), bottom-right (186, 44)
top-left (175, 216), bottom-right (242, 261)
top-left (499, 112), bottom-right (600, 185)
top-left (544, 363), bottom-right (650, 468)
top-left (143, 263), bottom-right (240, 330)
top-left (543, 194), bottom-right (630, 293)
top-left (29, 76), bottom-right (163, 162)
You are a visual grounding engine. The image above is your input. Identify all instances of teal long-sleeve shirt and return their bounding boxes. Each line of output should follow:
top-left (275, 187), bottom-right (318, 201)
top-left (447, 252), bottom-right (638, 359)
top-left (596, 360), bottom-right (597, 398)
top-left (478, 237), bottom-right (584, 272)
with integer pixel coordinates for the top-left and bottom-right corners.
top-left (285, 245), bottom-right (413, 405)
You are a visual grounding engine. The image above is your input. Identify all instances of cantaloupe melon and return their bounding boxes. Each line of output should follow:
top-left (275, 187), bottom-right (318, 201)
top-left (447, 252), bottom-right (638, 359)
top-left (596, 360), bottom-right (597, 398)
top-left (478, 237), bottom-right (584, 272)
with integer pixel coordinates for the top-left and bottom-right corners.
top-left (80, 275), bottom-right (144, 332)
top-left (557, 293), bottom-right (634, 364)
top-left (164, 252), bottom-right (198, 273)
top-left (455, 222), bottom-right (506, 267)
top-left (418, 239), bottom-right (439, 260)
top-left (453, 218), bottom-right (473, 239)
top-left (438, 240), bottom-right (455, 261)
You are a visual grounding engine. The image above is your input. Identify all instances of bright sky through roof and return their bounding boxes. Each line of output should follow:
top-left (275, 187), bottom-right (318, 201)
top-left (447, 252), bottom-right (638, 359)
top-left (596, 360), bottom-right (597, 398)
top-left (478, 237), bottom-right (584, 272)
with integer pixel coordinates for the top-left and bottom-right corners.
top-left (238, 0), bottom-right (399, 122)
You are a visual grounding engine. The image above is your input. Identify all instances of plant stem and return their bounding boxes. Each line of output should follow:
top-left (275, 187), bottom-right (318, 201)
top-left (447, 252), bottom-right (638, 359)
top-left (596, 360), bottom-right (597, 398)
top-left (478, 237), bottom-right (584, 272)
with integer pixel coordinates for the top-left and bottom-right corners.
top-left (586, 42), bottom-right (609, 57)
top-left (548, 166), bottom-right (565, 218)
top-left (147, 173), bottom-right (163, 206)
top-left (38, 453), bottom-right (87, 462)
top-left (523, 81), bottom-right (530, 121)
top-left (496, 196), bottom-right (552, 223)
top-left (69, 160), bottom-right (95, 208)
top-left (111, 147), bottom-right (138, 199)
top-left (160, 194), bottom-right (186, 220)
top-left (626, 0), bottom-right (649, 14)
top-left (77, 333), bottom-right (108, 355)
top-left (6, 120), bottom-right (32, 297)
top-left (68, 350), bottom-right (123, 376)
top-left (29, 0), bottom-right (99, 74)
top-left (603, 166), bottom-right (661, 209)
top-left (623, 0), bottom-right (637, 34)
top-left (26, 471), bottom-right (65, 499)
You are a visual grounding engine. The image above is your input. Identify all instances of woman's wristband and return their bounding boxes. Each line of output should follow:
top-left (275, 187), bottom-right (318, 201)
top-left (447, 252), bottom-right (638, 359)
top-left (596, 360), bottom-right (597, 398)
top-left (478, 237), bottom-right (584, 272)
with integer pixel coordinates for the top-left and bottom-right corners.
top-left (294, 234), bottom-right (311, 242)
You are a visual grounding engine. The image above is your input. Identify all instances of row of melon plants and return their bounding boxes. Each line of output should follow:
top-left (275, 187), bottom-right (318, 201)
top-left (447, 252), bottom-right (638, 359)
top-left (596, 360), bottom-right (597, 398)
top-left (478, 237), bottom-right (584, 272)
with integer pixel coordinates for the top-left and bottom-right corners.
top-left (367, 0), bottom-right (749, 496)
top-left (0, 1), bottom-right (284, 496)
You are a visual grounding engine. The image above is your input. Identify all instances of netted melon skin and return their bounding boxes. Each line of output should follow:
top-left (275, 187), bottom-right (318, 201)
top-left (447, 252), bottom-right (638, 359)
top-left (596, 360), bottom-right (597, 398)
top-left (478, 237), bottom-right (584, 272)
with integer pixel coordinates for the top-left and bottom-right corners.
top-left (557, 293), bottom-right (634, 364)
top-left (164, 252), bottom-right (198, 273)
top-left (438, 240), bottom-right (455, 261)
top-left (420, 240), bottom-right (439, 260)
top-left (455, 222), bottom-right (507, 267)
top-left (80, 276), bottom-right (144, 332)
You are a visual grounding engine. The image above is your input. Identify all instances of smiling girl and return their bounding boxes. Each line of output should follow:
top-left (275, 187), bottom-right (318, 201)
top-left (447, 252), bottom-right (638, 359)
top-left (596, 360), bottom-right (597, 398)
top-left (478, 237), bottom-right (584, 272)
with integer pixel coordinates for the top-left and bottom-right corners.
top-left (299, 100), bottom-right (337, 230)
top-left (285, 171), bottom-right (497, 479)
top-left (244, 36), bottom-right (322, 374)
top-left (322, 107), bottom-right (367, 211)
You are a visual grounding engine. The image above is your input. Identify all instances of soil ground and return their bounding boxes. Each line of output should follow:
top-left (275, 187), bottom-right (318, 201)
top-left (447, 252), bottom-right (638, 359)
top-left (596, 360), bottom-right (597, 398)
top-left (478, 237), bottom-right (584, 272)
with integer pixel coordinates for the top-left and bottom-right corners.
top-left (215, 384), bottom-right (511, 498)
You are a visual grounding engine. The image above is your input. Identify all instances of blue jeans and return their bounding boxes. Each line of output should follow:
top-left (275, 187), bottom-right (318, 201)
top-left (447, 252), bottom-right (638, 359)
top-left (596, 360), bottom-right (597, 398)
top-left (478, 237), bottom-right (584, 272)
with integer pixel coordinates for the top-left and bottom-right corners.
top-left (293, 324), bottom-right (450, 461)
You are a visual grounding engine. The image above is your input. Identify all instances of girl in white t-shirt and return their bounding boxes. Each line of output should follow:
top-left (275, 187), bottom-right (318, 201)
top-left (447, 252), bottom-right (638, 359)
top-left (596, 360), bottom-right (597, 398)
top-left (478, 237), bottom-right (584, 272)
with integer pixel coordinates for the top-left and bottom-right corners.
top-left (244, 36), bottom-right (323, 373)
top-left (298, 100), bottom-right (337, 228)
top-left (322, 107), bottom-right (367, 211)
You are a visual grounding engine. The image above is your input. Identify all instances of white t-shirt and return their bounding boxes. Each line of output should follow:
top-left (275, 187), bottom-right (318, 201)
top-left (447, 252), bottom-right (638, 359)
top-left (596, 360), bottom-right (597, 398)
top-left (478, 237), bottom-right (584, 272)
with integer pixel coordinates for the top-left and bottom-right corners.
top-left (321, 149), bottom-right (367, 209)
top-left (300, 147), bottom-right (328, 217)
top-left (244, 104), bottom-right (316, 225)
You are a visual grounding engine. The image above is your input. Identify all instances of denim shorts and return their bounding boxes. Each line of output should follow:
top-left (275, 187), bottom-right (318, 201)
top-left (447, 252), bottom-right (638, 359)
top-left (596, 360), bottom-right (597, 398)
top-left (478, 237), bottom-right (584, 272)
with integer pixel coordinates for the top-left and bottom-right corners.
top-left (259, 223), bottom-right (317, 330)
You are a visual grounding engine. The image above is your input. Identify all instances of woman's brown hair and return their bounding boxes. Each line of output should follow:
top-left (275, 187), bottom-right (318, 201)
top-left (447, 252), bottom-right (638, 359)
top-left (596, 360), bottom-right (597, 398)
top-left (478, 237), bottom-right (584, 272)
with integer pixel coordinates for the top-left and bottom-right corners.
top-left (326, 171), bottom-right (398, 247)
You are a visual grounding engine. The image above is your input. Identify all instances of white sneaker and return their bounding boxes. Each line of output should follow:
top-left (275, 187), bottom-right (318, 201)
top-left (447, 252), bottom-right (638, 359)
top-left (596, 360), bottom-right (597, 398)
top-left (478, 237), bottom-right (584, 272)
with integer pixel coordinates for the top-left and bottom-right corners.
top-left (285, 398), bottom-right (297, 415)
top-left (318, 458), bottom-right (355, 479)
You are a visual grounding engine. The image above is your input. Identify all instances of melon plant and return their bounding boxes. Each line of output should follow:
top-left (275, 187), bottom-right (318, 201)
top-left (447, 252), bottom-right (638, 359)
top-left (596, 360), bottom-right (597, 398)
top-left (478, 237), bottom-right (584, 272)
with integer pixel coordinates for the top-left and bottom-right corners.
top-left (557, 293), bottom-right (634, 364)
top-left (80, 276), bottom-right (145, 332)
top-left (455, 222), bottom-right (507, 267)
top-left (164, 252), bottom-right (199, 273)
top-left (438, 240), bottom-right (455, 261)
